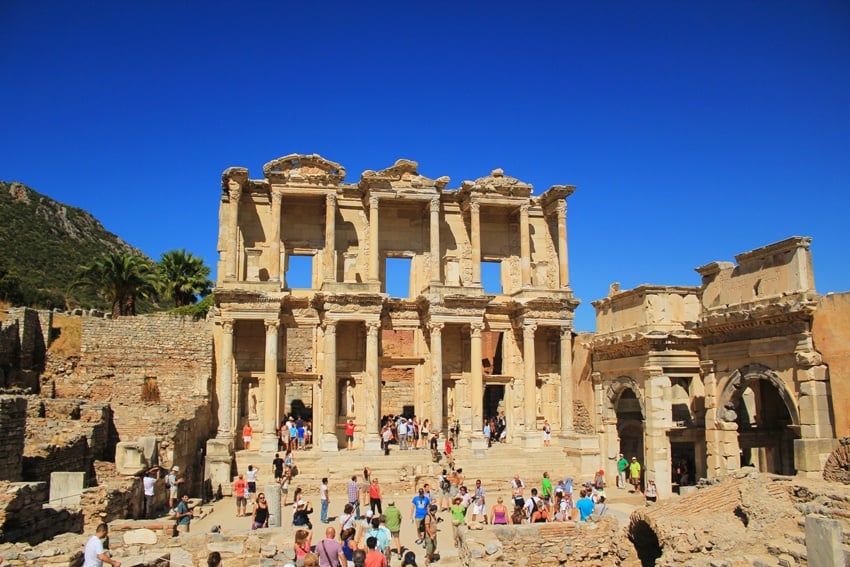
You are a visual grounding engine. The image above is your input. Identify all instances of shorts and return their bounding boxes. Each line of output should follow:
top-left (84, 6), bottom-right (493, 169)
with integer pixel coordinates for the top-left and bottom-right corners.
top-left (390, 531), bottom-right (400, 538)
top-left (236, 496), bottom-right (246, 508)
top-left (169, 486), bottom-right (178, 499)
top-left (472, 502), bottom-right (485, 515)
top-left (425, 535), bottom-right (436, 555)
top-left (347, 435), bottom-right (354, 442)
top-left (243, 436), bottom-right (252, 443)
top-left (248, 482), bottom-right (256, 493)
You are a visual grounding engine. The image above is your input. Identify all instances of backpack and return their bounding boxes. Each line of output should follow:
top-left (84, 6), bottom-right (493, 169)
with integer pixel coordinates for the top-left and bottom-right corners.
top-left (440, 478), bottom-right (450, 492)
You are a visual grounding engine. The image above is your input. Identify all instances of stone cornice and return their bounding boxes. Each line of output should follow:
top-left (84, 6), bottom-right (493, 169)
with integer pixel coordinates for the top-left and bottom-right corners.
top-left (691, 293), bottom-right (817, 335)
top-left (262, 153), bottom-right (346, 186)
top-left (591, 285), bottom-right (700, 311)
top-left (459, 168), bottom-right (533, 198)
top-left (358, 158), bottom-right (448, 195)
top-left (592, 332), bottom-right (700, 361)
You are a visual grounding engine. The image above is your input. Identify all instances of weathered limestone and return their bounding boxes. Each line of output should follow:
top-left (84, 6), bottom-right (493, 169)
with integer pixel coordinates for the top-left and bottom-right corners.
top-left (49, 471), bottom-right (85, 507)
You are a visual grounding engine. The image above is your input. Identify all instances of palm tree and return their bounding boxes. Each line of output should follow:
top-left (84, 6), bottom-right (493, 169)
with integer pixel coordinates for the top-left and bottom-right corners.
top-left (71, 252), bottom-right (159, 317)
top-left (157, 249), bottom-right (212, 308)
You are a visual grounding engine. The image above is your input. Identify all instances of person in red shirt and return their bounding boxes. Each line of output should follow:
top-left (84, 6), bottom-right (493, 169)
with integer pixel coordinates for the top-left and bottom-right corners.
top-left (233, 474), bottom-right (248, 517)
top-left (343, 419), bottom-right (357, 451)
top-left (444, 437), bottom-right (452, 457)
top-left (364, 536), bottom-right (387, 567)
top-left (242, 422), bottom-right (253, 450)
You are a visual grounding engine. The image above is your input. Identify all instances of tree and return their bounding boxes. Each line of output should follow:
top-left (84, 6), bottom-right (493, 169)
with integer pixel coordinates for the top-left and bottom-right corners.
top-left (157, 249), bottom-right (212, 308)
top-left (71, 253), bottom-right (159, 317)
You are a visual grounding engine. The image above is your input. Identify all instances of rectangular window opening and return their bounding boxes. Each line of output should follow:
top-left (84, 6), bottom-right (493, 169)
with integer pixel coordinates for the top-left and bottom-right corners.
top-left (385, 257), bottom-right (412, 298)
top-left (481, 261), bottom-right (502, 294)
top-left (287, 255), bottom-right (313, 289)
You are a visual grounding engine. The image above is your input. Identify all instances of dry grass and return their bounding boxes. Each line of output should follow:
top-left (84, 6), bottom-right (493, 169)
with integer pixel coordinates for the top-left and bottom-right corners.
top-left (49, 313), bottom-right (81, 358)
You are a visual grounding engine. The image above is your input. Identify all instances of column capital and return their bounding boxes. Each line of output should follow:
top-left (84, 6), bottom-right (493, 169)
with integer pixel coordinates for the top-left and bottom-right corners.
top-left (326, 193), bottom-right (337, 207)
top-left (221, 319), bottom-right (235, 334)
top-left (640, 365), bottom-right (665, 379)
top-left (469, 199), bottom-right (480, 214)
top-left (369, 195), bottom-right (380, 209)
top-left (556, 200), bottom-right (566, 219)
top-left (560, 326), bottom-right (572, 338)
top-left (523, 322), bottom-right (537, 337)
top-left (591, 371), bottom-right (602, 384)
top-left (430, 196), bottom-right (440, 213)
top-left (366, 320), bottom-right (381, 336)
top-left (265, 319), bottom-right (280, 334)
top-left (271, 187), bottom-right (282, 205)
top-left (323, 320), bottom-right (337, 334)
top-left (228, 185), bottom-right (243, 202)
top-left (469, 322), bottom-right (484, 337)
top-left (699, 360), bottom-right (716, 376)
top-left (428, 321), bottom-right (444, 335)
top-left (519, 203), bottom-right (530, 216)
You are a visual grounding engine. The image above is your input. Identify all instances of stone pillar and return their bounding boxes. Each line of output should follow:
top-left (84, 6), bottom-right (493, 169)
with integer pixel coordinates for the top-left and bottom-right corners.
top-left (261, 320), bottom-right (280, 453)
top-left (324, 194), bottom-right (337, 283)
top-left (264, 482), bottom-right (282, 527)
top-left (368, 196), bottom-right (380, 283)
top-left (429, 197), bottom-right (441, 284)
top-left (702, 360), bottom-right (724, 478)
top-left (795, 347), bottom-right (834, 477)
top-left (519, 204), bottom-right (531, 288)
top-left (470, 323), bottom-right (485, 450)
top-left (364, 320), bottom-right (383, 452)
top-left (556, 201), bottom-right (569, 288)
top-left (470, 199), bottom-right (481, 285)
top-left (226, 183), bottom-right (242, 280)
top-left (217, 320), bottom-right (235, 439)
top-left (429, 322), bottom-right (444, 435)
top-left (805, 515), bottom-right (844, 567)
top-left (643, 366), bottom-right (672, 498)
top-left (269, 188), bottom-right (282, 283)
top-left (559, 326), bottom-right (573, 434)
top-left (321, 321), bottom-right (339, 452)
top-left (522, 323), bottom-right (540, 446)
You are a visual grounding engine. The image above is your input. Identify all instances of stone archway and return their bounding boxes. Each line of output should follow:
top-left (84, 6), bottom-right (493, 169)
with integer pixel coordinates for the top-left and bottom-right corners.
top-left (608, 377), bottom-right (646, 472)
top-left (717, 364), bottom-right (799, 475)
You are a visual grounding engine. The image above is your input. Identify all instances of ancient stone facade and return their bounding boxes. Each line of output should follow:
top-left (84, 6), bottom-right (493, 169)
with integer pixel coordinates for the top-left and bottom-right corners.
top-left (212, 154), bottom-right (581, 461)
top-left (0, 307), bottom-right (50, 390)
top-left (590, 237), bottom-right (844, 497)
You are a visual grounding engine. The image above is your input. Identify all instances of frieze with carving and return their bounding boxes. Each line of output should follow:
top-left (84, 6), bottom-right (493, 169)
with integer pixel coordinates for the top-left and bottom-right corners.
top-left (262, 153), bottom-right (346, 185)
top-left (459, 168), bottom-right (534, 198)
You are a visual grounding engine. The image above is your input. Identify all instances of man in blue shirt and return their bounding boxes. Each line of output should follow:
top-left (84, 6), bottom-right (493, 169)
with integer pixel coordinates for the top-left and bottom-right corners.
top-left (575, 489), bottom-right (594, 522)
top-left (410, 487), bottom-right (430, 544)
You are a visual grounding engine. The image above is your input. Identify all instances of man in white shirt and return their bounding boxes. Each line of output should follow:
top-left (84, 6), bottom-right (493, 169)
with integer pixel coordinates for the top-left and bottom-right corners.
top-left (83, 523), bottom-right (121, 567)
top-left (142, 466), bottom-right (159, 519)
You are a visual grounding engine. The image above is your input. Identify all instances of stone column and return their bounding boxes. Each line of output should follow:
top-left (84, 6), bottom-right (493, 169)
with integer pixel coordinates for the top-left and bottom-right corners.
top-left (559, 326), bottom-right (573, 434)
top-left (470, 199), bottom-right (481, 285)
top-left (702, 360), bottom-right (724, 478)
top-left (643, 366), bottom-right (672, 498)
top-left (470, 323), bottom-right (487, 451)
top-left (269, 188), bottom-right (282, 283)
top-left (368, 196), bottom-right (380, 283)
top-left (226, 184), bottom-right (242, 280)
top-left (522, 322), bottom-right (539, 442)
top-left (324, 194), bottom-right (337, 283)
top-left (429, 197), bottom-right (441, 284)
top-left (264, 482), bottom-right (282, 527)
top-left (519, 204), bottom-right (531, 288)
top-left (429, 322), bottom-right (444, 435)
top-left (217, 319), bottom-right (235, 439)
top-left (556, 201), bottom-right (569, 288)
top-left (261, 320), bottom-right (280, 453)
top-left (364, 321), bottom-right (383, 452)
top-left (320, 321), bottom-right (339, 452)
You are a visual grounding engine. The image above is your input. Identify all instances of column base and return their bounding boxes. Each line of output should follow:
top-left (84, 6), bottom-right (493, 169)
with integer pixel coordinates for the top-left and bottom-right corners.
top-left (561, 432), bottom-right (603, 480)
top-left (471, 435), bottom-right (488, 456)
top-left (205, 438), bottom-right (234, 496)
top-left (521, 431), bottom-right (543, 448)
top-left (363, 433), bottom-right (383, 453)
top-left (320, 433), bottom-right (340, 452)
top-left (260, 433), bottom-right (280, 454)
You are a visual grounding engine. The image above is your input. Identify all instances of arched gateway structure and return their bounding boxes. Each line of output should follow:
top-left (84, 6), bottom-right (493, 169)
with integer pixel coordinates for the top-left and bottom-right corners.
top-left (206, 154), bottom-right (581, 478)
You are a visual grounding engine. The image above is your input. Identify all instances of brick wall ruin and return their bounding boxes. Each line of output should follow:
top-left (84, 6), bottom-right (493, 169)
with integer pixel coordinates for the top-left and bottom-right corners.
top-left (0, 308), bottom-right (49, 390)
top-left (0, 396), bottom-right (27, 482)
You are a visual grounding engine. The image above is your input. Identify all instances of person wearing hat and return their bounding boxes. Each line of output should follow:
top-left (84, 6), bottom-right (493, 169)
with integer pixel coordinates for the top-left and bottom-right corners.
top-left (616, 453), bottom-right (629, 489)
top-left (629, 457), bottom-right (642, 493)
top-left (449, 496), bottom-right (466, 547)
top-left (423, 504), bottom-right (438, 565)
top-left (166, 466), bottom-right (183, 513)
top-left (383, 499), bottom-right (402, 559)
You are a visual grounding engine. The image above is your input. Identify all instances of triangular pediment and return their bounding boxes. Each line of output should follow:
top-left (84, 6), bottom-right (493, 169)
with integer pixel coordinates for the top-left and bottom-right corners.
top-left (263, 153), bottom-right (346, 185)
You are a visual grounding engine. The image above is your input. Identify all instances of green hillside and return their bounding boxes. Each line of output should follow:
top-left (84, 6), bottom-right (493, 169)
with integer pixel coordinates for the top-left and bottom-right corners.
top-left (0, 180), bottom-right (145, 309)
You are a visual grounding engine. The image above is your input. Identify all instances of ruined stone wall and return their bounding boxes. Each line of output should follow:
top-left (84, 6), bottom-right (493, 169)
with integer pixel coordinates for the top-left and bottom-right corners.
top-left (459, 518), bottom-right (628, 566)
top-left (814, 291), bottom-right (850, 437)
top-left (0, 319), bottom-right (20, 374)
top-left (572, 334), bottom-right (594, 432)
top-left (5, 308), bottom-right (49, 372)
top-left (286, 327), bottom-right (314, 373)
top-left (26, 398), bottom-right (111, 461)
top-left (0, 396), bottom-right (27, 482)
top-left (0, 481), bottom-right (83, 545)
top-left (22, 435), bottom-right (89, 485)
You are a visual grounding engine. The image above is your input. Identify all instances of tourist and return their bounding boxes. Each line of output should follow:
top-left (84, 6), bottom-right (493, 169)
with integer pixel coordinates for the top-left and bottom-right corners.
top-left (289, 419), bottom-right (298, 451)
top-left (344, 419), bottom-right (357, 451)
top-left (339, 503), bottom-right (357, 531)
top-left (575, 489), bottom-right (594, 521)
top-left (449, 496), bottom-right (466, 546)
top-left (645, 480), bottom-right (658, 504)
top-left (297, 417), bottom-right (306, 450)
top-left (397, 417), bottom-right (409, 450)
top-left (306, 421), bottom-right (313, 448)
top-left (246, 464), bottom-right (258, 502)
top-left (142, 465), bottom-right (159, 519)
top-left (437, 469), bottom-right (451, 511)
top-left (594, 469), bottom-right (606, 491)
top-left (282, 467), bottom-right (292, 505)
top-left (352, 549), bottom-right (366, 567)
top-left (617, 453), bottom-right (628, 489)
top-left (285, 449), bottom-right (295, 474)
top-left (401, 551), bottom-right (418, 567)
top-left (207, 551), bottom-right (221, 567)
top-left (410, 487), bottom-right (430, 544)
top-left (459, 485), bottom-right (472, 509)
top-left (489, 496), bottom-right (510, 525)
top-left (383, 499), bottom-right (403, 558)
top-left (369, 477), bottom-right (382, 515)
top-left (233, 474), bottom-right (248, 516)
top-left (381, 424), bottom-right (393, 455)
top-left (410, 416), bottom-right (420, 449)
top-left (252, 492), bottom-right (269, 530)
top-left (365, 517), bottom-right (389, 556)
top-left (273, 452), bottom-right (285, 483)
top-left (423, 504), bottom-right (438, 566)
top-left (83, 523), bottom-right (121, 567)
top-left (293, 487), bottom-right (314, 529)
top-left (175, 494), bottom-right (193, 533)
top-left (316, 526), bottom-right (347, 567)
top-left (421, 419), bottom-right (430, 449)
top-left (320, 477), bottom-right (330, 524)
top-left (364, 536), bottom-right (386, 567)
top-left (483, 420), bottom-right (491, 447)
top-left (303, 553), bottom-right (320, 567)
top-left (348, 476), bottom-right (361, 520)
top-left (523, 488), bottom-right (541, 522)
top-left (629, 457), bottom-right (642, 494)
top-left (510, 474), bottom-right (525, 508)
top-left (510, 503), bottom-right (525, 525)
top-left (242, 421), bottom-right (253, 450)
top-left (294, 529), bottom-right (313, 566)
top-left (542, 419), bottom-right (551, 446)
top-left (166, 466), bottom-right (183, 513)
top-left (471, 479), bottom-right (486, 523)
top-left (361, 468), bottom-right (372, 510)
top-left (541, 472), bottom-right (553, 515)
top-left (340, 527), bottom-right (357, 563)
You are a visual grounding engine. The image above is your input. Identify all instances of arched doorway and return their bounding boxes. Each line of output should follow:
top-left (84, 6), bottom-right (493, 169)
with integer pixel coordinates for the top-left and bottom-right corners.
top-left (616, 389), bottom-right (645, 464)
top-left (718, 364), bottom-right (799, 475)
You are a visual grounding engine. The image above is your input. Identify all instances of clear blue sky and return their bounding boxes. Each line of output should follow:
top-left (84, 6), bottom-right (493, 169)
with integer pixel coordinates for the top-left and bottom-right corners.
top-left (2, 1), bottom-right (848, 331)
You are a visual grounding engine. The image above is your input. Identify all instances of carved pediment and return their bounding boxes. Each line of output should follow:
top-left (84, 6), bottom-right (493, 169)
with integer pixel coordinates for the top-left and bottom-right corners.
top-left (359, 158), bottom-right (449, 193)
top-left (461, 168), bottom-right (533, 198)
top-left (263, 154), bottom-right (346, 185)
